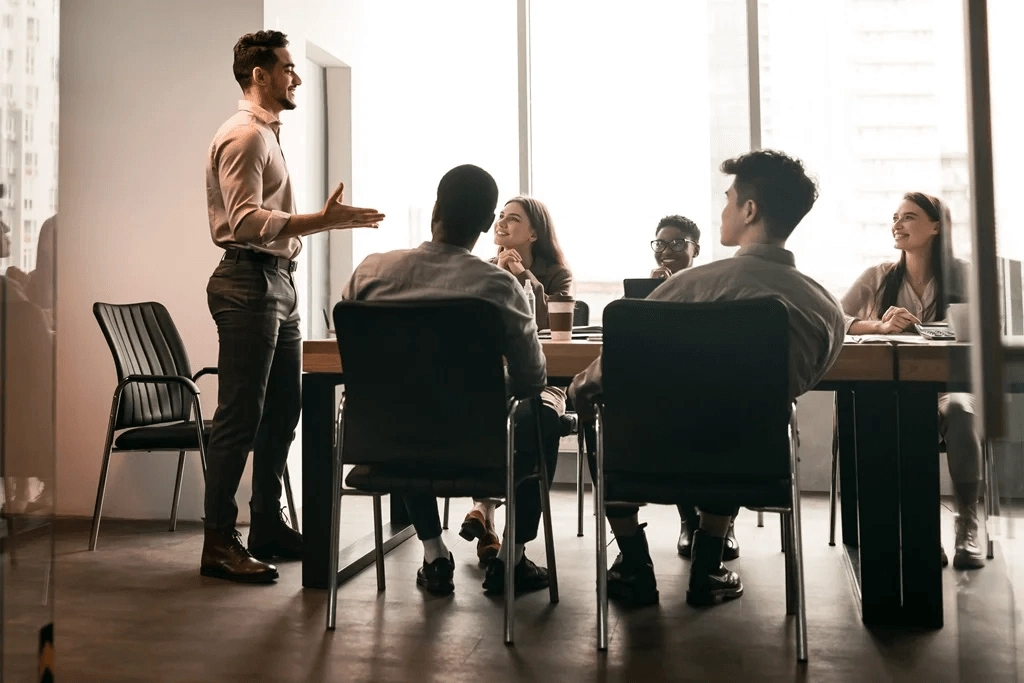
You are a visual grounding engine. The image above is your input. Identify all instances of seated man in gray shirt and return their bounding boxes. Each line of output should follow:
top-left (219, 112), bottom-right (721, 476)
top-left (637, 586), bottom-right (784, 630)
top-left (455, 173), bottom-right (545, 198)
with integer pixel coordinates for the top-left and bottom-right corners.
top-left (342, 164), bottom-right (559, 597)
top-left (571, 150), bottom-right (845, 608)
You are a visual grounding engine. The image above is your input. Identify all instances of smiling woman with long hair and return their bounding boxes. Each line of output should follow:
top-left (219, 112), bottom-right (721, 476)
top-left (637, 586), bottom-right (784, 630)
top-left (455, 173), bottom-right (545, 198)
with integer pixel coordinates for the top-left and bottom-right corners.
top-left (491, 196), bottom-right (572, 328)
top-left (459, 196), bottom-right (574, 570)
top-left (841, 191), bottom-right (983, 570)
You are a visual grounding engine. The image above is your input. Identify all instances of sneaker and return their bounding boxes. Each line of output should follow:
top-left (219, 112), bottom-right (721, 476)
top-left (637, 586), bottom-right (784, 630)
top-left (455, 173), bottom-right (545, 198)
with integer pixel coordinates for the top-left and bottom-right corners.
top-left (416, 553), bottom-right (455, 596)
top-left (482, 554), bottom-right (549, 595)
top-left (953, 513), bottom-right (985, 570)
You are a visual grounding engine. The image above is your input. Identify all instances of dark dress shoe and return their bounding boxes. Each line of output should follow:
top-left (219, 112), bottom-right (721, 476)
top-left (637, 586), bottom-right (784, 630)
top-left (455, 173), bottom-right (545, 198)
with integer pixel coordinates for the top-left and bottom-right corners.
top-left (417, 553), bottom-right (455, 596)
top-left (248, 509), bottom-right (302, 561)
top-left (201, 528), bottom-right (279, 584)
top-left (723, 520), bottom-right (740, 561)
top-left (677, 521), bottom-right (694, 558)
top-left (680, 517), bottom-right (740, 561)
top-left (482, 554), bottom-right (549, 595)
top-left (676, 504), bottom-right (699, 558)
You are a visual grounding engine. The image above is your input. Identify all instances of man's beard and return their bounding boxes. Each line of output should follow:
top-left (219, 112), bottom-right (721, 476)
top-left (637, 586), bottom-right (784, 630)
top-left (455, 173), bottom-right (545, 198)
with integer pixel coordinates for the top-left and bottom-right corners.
top-left (278, 94), bottom-right (297, 111)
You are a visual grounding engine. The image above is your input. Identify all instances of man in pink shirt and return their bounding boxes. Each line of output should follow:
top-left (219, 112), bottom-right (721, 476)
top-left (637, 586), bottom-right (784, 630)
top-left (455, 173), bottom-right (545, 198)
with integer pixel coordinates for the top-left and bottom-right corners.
top-left (201, 30), bottom-right (384, 584)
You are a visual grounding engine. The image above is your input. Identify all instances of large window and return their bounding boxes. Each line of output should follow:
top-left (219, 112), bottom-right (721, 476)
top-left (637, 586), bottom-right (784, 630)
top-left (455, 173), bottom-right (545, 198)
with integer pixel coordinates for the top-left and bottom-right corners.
top-left (348, 0), bottom-right (519, 271)
top-left (0, 0), bottom-right (57, 274)
top-left (530, 1), bottom-right (716, 321)
top-left (757, 0), bottom-right (970, 297)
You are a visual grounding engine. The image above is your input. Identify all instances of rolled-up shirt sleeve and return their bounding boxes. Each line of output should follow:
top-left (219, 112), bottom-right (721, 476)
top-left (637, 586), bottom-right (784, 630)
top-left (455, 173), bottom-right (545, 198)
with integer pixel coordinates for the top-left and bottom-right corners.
top-left (501, 283), bottom-right (547, 399)
top-left (215, 127), bottom-right (291, 246)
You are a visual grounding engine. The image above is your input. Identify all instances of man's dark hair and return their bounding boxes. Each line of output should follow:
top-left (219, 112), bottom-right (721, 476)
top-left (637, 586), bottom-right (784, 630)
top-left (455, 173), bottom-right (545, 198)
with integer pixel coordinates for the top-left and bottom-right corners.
top-left (655, 214), bottom-right (700, 244)
top-left (434, 165), bottom-right (499, 244)
top-left (233, 31), bottom-right (289, 90)
top-left (720, 149), bottom-right (818, 241)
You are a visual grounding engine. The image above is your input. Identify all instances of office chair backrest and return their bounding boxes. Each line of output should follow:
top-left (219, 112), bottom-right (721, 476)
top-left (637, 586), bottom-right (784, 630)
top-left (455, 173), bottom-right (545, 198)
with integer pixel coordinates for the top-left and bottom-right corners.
top-left (333, 299), bottom-right (510, 470)
top-left (622, 278), bottom-right (664, 299)
top-left (600, 297), bottom-right (791, 481)
top-left (93, 302), bottom-right (194, 429)
top-left (573, 300), bottom-right (590, 326)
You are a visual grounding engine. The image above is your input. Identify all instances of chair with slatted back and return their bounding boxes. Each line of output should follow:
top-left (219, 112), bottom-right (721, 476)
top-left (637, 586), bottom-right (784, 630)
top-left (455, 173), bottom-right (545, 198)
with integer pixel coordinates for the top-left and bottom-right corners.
top-left (90, 302), bottom-right (297, 550)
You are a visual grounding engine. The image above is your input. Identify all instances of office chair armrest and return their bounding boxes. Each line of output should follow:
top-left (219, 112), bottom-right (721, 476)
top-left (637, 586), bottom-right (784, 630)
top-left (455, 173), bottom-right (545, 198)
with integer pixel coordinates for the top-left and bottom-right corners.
top-left (192, 367), bottom-right (218, 382)
top-left (119, 374), bottom-right (201, 396)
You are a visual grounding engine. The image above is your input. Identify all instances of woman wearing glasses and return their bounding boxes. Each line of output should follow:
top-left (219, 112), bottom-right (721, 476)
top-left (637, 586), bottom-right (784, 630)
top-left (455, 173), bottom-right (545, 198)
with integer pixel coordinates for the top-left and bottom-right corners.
top-left (841, 191), bottom-right (983, 569)
top-left (650, 215), bottom-right (701, 279)
top-left (459, 197), bottom-right (574, 576)
top-left (647, 216), bottom-right (741, 562)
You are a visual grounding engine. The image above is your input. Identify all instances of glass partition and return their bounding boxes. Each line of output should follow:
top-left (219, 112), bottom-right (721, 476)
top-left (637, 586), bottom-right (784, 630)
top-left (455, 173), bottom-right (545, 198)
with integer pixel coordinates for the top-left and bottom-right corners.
top-left (0, 0), bottom-right (57, 678)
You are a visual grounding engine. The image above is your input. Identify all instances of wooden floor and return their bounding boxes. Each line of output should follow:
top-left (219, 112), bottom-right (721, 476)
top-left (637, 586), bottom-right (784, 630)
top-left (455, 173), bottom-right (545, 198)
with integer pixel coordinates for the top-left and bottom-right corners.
top-left (15, 492), bottom-right (1024, 681)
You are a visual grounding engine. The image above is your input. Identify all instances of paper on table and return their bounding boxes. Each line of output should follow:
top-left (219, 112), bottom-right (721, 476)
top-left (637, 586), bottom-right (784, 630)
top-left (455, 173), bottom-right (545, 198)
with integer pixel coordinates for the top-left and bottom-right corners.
top-left (845, 334), bottom-right (939, 344)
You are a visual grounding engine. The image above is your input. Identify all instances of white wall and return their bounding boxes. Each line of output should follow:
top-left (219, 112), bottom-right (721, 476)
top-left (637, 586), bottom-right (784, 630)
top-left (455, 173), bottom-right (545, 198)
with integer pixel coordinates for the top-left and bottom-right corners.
top-left (57, 0), bottom-right (264, 519)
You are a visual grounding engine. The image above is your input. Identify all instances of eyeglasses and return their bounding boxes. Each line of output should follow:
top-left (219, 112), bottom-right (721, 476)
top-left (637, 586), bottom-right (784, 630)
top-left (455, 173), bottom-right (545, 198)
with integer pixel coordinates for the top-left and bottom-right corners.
top-left (651, 238), bottom-right (697, 253)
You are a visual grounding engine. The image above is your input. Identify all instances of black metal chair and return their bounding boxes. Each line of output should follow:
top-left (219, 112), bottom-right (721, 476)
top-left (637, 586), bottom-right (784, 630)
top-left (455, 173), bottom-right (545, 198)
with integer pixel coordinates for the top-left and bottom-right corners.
top-left (325, 299), bottom-right (559, 645)
top-left (90, 302), bottom-right (297, 551)
top-left (440, 300), bottom-right (589, 533)
top-left (592, 297), bottom-right (808, 661)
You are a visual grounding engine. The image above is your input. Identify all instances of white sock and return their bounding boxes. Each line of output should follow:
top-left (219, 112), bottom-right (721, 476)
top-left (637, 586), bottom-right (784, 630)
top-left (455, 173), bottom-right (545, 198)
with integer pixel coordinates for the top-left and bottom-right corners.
top-left (423, 536), bottom-right (449, 564)
top-left (497, 542), bottom-right (525, 565)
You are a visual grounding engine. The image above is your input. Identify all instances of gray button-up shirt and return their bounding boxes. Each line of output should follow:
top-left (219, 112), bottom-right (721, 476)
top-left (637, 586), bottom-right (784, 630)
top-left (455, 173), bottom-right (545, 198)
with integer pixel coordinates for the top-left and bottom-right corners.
top-left (342, 241), bottom-right (547, 400)
top-left (572, 243), bottom-right (846, 406)
top-left (206, 101), bottom-right (300, 260)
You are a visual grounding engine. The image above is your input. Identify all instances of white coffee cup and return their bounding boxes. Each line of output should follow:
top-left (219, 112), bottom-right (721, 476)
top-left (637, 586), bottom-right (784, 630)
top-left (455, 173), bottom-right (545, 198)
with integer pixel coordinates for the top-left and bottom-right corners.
top-left (548, 300), bottom-right (575, 342)
top-left (947, 303), bottom-right (971, 342)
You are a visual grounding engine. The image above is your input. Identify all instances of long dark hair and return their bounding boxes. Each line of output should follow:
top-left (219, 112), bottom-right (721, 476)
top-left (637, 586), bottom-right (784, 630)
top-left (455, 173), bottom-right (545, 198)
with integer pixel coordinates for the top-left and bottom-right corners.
top-left (499, 196), bottom-right (568, 269)
top-left (877, 192), bottom-right (962, 320)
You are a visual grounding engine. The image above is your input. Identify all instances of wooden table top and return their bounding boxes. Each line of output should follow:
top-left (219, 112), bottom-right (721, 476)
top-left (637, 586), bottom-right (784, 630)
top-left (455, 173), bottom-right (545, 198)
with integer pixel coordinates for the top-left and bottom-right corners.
top-left (303, 338), bottom-right (899, 382)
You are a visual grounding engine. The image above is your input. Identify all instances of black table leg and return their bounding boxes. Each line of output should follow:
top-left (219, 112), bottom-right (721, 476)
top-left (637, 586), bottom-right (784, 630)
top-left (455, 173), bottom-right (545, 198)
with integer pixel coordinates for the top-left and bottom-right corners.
top-left (897, 382), bottom-right (943, 628)
top-left (302, 372), bottom-right (341, 589)
top-left (301, 372), bottom-right (416, 589)
top-left (836, 388), bottom-right (859, 547)
top-left (853, 382), bottom-right (904, 626)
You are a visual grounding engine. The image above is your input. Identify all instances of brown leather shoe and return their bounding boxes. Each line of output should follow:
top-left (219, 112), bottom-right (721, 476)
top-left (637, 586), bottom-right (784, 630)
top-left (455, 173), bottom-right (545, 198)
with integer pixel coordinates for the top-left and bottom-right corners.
top-left (460, 509), bottom-right (500, 566)
top-left (248, 509), bottom-right (302, 561)
top-left (201, 528), bottom-right (279, 584)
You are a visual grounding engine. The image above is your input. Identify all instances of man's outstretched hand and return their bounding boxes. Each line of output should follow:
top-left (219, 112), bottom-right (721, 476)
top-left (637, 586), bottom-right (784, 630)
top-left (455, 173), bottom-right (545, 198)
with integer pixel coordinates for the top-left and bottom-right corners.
top-left (322, 182), bottom-right (385, 230)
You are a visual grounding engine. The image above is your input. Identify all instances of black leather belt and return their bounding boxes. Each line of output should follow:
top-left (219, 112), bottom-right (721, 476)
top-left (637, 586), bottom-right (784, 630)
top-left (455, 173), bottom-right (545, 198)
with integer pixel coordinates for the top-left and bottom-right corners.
top-left (222, 247), bottom-right (297, 273)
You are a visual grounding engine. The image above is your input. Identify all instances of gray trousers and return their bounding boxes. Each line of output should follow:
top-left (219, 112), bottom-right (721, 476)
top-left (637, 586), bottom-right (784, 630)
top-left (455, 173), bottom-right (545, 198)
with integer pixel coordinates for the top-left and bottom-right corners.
top-left (203, 257), bottom-right (301, 530)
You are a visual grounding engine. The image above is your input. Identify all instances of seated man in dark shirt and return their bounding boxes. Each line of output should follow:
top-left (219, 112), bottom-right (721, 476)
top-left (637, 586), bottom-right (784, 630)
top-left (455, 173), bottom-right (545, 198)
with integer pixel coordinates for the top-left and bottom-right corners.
top-left (343, 165), bottom-right (559, 597)
top-left (572, 150), bottom-right (845, 608)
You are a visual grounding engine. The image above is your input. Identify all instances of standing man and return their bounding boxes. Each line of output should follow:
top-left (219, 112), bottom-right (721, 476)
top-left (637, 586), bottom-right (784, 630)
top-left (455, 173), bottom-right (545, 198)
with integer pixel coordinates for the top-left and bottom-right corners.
top-left (202, 30), bottom-right (384, 584)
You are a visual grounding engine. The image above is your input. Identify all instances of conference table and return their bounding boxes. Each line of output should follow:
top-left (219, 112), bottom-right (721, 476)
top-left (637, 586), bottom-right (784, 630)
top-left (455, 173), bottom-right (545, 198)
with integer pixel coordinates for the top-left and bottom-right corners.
top-left (300, 336), bottom-right (964, 630)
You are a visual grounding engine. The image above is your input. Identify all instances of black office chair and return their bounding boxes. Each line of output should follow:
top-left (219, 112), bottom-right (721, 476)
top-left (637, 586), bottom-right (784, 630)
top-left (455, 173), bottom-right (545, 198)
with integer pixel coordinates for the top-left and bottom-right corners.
top-left (592, 298), bottom-right (808, 661)
top-left (325, 299), bottom-right (559, 645)
top-left (573, 300), bottom-right (590, 326)
top-left (90, 302), bottom-right (298, 550)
